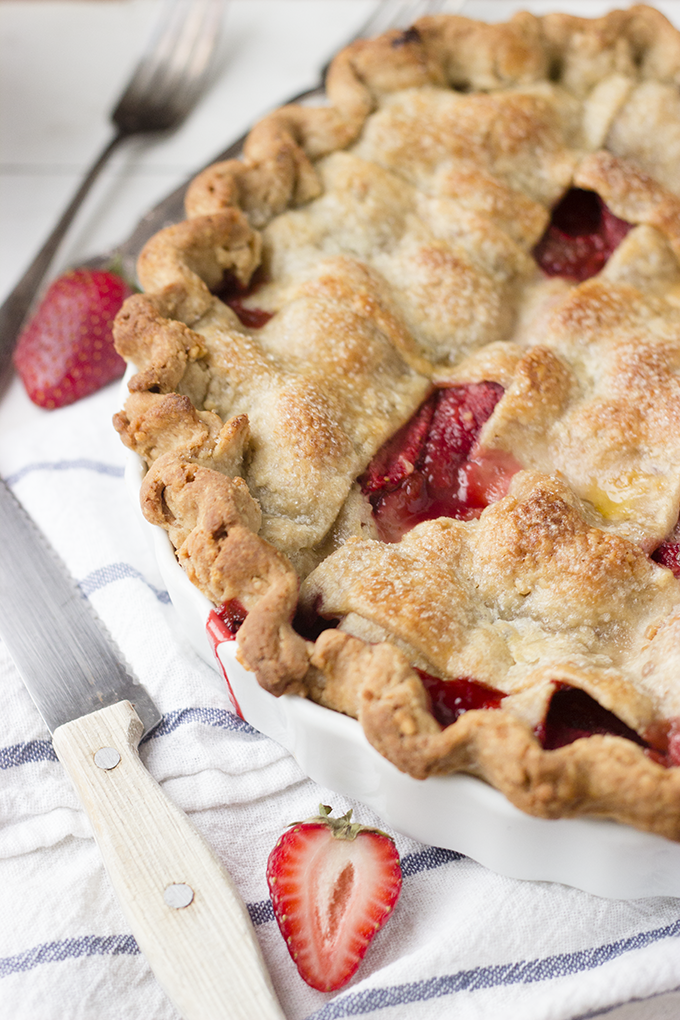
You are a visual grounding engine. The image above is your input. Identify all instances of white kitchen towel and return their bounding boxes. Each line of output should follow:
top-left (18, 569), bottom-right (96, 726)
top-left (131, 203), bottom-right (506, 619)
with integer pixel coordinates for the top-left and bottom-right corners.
top-left (2, 382), bottom-right (680, 1020)
top-left (5, 0), bottom-right (680, 1010)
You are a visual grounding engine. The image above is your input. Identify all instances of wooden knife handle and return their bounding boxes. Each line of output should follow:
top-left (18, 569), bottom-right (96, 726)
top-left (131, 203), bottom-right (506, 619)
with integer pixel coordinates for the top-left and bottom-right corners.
top-left (52, 700), bottom-right (285, 1020)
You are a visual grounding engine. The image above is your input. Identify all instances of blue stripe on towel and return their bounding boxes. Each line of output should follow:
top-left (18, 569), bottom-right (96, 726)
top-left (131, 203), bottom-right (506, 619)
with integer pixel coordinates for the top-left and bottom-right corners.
top-left (305, 917), bottom-right (680, 1019)
top-left (0, 851), bottom-right (467, 975)
top-left (401, 846), bottom-right (465, 876)
top-left (0, 706), bottom-right (263, 770)
top-left (0, 740), bottom-right (58, 768)
top-left (78, 562), bottom-right (170, 603)
top-left (5, 460), bottom-right (124, 486)
top-left (248, 900), bottom-right (276, 926)
top-left (3, 916), bottom-right (680, 998)
top-left (0, 935), bottom-right (140, 977)
top-left (143, 706), bottom-right (261, 740)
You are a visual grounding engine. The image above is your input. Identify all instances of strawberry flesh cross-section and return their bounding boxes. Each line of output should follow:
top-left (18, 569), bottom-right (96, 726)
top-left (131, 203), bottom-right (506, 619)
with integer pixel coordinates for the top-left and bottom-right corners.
top-left (533, 188), bottom-right (632, 281)
top-left (266, 806), bottom-right (402, 992)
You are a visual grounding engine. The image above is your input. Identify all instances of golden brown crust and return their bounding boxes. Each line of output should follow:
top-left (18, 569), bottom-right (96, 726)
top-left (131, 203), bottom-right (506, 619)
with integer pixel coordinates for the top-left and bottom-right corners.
top-left (307, 623), bottom-right (680, 842)
top-left (136, 210), bottom-right (261, 324)
top-left (303, 473), bottom-right (678, 707)
top-left (114, 5), bottom-right (680, 839)
top-left (113, 293), bottom-right (208, 394)
top-left (140, 453), bottom-right (308, 694)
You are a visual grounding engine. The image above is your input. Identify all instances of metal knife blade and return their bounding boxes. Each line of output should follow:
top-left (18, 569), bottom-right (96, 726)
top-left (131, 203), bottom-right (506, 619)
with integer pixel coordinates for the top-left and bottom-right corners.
top-left (0, 477), bottom-right (284, 1020)
top-left (0, 478), bottom-right (160, 734)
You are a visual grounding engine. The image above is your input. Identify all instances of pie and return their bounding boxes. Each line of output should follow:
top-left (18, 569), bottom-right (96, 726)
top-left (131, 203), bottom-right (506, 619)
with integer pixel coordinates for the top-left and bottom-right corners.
top-left (113, 5), bottom-right (680, 842)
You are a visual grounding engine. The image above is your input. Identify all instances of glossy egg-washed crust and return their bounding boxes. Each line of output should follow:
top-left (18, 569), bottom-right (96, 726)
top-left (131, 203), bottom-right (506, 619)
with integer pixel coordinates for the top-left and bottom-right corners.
top-left (114, 6), bottom-right (680, 839)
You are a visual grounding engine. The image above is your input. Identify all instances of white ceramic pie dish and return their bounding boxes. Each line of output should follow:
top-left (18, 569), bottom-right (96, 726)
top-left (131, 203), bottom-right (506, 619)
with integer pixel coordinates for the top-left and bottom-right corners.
top-left (121, 384), bottom-right (680, 901)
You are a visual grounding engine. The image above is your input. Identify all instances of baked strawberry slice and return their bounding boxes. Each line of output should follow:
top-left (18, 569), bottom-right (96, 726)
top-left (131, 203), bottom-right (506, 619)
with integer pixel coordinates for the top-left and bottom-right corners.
top-left (533, 188), bottom-right (632, 281)
top-left (422, 382), bottom-right (504, 495)
top-left (361, 393), bottom-right (435, 495)
top-left (363, 381), bottom-right (506, 541)
top-left (14, 268), bottom-right (132, 409)
top-left (266, 804), bottom-right (402, 992)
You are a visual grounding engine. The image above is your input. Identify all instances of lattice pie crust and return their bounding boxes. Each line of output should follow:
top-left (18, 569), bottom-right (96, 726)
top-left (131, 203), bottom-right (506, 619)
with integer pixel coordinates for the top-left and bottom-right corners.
top-left (114, 6), bottom-right (680, 840)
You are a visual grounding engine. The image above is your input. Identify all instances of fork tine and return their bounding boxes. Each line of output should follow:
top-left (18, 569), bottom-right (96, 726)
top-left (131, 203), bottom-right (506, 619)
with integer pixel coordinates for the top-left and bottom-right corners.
top-left (131, 0), bottom-right (219, 79)
top-left (113, 0), bottom-right (225, 132)
top-left (149, 0), bottom-right (223, 81)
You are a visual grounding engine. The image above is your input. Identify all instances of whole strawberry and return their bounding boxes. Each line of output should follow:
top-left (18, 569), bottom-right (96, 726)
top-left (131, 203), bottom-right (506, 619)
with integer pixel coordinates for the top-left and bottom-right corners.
top-left (266, 804), bottom-right (402, 992)
top-left (14, 269), bottom-right (132, 409)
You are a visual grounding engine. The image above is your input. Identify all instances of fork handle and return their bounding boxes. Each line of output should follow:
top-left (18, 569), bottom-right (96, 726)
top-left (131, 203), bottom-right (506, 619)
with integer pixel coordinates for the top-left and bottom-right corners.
top-left (0, 130), bottom-right (125, 381)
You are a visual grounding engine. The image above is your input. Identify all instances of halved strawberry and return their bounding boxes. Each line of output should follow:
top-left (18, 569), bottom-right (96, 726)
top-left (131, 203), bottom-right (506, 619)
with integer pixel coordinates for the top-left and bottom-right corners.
top-left (14, 268), bottom-right (132, 409)
top-left (266, 804), bottom-right (402, 992)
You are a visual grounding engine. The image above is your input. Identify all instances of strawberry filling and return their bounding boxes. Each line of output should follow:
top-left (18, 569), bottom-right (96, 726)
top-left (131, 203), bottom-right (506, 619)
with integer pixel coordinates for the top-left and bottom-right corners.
top-left (417, 669), bottom-right (505, 728)
top-left (205, 601), bottom-right (248, 718)
top-left (213, 598), bottom-right (248, 638)
top-left (652, 535), bottom-right (680, 579)
top-left (533, 188), bottom-right (632, 281)
top-left (207, 604), bottom-right (678, 768)
top-left (642, 718), bottom-right (680, 768)
top-left (416, 672), bottom-right (679, 767)
top-left (532, 682), bottom-right (680, 767)
top-left (361, 382), bottom-right (517, 542)
top-left (205, 391), bottom-right (675, 767)
top-left (536, 682), bottom-right (646, 750)
top-left (293, 600), bottom-right (340, 642)
top-left (215, 268), bottom-right (273, 328)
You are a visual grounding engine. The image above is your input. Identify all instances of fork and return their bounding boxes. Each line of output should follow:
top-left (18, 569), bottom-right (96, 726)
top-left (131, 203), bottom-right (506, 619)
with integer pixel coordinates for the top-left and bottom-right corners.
top-left (0, 0), bottom-right (226, 377)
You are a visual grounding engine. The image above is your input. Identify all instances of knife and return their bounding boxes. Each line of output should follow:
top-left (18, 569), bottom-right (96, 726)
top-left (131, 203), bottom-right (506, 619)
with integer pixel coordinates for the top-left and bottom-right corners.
top-left (0, 477), bottom-right (285, 1020)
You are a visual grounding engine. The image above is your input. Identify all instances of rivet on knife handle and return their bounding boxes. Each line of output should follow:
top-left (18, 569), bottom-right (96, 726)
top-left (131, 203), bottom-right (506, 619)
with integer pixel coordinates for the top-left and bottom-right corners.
top-left (52, 700), bottom-right (285, 1020)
